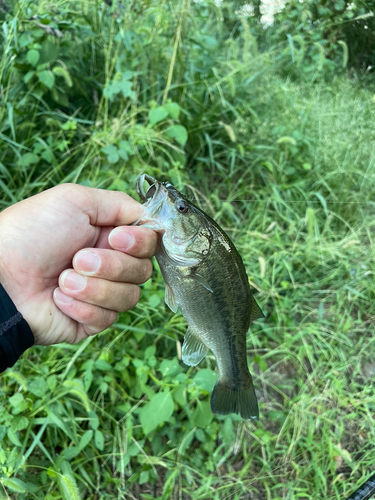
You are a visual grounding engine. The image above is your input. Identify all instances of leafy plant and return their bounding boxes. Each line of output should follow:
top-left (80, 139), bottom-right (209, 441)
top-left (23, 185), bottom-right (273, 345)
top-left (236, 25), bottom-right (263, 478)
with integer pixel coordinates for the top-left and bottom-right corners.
top-left (1, 0), bottom-right (375, 499)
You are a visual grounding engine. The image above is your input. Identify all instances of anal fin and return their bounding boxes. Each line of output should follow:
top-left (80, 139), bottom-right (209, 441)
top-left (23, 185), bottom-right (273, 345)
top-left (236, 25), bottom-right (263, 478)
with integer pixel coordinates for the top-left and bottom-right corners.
top-left (182, 327), bottom-right (209, 366)
top-left (165, 284), bottom-right (178, 313)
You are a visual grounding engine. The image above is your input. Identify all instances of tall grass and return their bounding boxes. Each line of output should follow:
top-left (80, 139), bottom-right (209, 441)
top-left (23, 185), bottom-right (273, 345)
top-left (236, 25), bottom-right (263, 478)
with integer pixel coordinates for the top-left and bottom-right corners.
top-left (0, 1), bottom-right (375, 499)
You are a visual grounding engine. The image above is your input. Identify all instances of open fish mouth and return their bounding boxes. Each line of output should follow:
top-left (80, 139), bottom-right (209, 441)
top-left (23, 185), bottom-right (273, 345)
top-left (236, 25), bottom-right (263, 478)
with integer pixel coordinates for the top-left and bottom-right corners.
top-left (136, 174), bottom-right (160, 203)
top-left (133, 174), bottom-right (169, 230)
top-left (135, 173), bottom-right (166, 220)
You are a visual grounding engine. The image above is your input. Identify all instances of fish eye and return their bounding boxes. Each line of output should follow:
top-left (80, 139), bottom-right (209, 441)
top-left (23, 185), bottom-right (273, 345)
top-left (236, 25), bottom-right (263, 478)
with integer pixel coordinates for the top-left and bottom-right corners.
top-left (175, 200), bottom-right (189, 213)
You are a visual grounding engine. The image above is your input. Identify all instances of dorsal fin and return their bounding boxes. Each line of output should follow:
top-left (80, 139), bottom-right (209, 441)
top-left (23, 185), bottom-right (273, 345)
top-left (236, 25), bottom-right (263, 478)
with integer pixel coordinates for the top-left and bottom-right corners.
top-left (250, 297), bottom-right (264, 322)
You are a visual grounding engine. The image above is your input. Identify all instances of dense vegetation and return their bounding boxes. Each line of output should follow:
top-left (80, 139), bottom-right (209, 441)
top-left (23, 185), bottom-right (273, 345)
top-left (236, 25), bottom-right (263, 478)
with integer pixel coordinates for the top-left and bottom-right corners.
top-left (1, 0), bottom-right (375, 498)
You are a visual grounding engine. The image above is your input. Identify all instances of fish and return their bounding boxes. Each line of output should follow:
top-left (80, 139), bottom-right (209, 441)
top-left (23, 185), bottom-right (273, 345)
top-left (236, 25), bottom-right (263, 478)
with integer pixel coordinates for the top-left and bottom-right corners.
top-left (133, 174), bottom-right (264, 419)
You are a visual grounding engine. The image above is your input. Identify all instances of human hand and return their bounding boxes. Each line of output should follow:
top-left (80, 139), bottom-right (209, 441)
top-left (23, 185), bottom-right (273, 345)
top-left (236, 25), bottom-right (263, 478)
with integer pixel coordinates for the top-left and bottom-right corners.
top-left (0, 184), bottom-right (158, 346)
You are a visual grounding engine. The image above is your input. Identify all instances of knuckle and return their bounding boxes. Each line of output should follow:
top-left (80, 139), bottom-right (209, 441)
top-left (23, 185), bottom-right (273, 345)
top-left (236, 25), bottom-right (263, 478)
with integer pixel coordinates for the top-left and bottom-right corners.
top-left (96, 282), bottom-right (110, 304)
top-left (129, 285), bottom-right (141, 309)
top-left (140, 259), bottom-right (153, 283)
top-left (79, 306), bottom-right (95, 324)
top-left (119, 286), bottom-right (140, 312)
top-left (105, 310), bottom-right (118, 327)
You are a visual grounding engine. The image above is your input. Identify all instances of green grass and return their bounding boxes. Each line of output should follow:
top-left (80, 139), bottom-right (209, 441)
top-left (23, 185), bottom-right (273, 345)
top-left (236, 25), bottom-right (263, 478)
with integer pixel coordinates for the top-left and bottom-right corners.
top-left (1, 1), bottom-right (375, 499)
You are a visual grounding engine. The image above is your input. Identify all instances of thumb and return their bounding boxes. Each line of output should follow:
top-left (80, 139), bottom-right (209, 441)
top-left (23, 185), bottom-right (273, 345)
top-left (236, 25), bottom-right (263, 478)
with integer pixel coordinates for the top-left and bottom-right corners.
top-left (59, 183), bottom-right (144, 226)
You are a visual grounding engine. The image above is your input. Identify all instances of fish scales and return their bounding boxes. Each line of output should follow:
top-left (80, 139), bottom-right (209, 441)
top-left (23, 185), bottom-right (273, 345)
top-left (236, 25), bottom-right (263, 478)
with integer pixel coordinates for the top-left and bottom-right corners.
top-left (133, 174), bottom-right (264, 419)
top-left (159, 228), bottom-right (251, 382)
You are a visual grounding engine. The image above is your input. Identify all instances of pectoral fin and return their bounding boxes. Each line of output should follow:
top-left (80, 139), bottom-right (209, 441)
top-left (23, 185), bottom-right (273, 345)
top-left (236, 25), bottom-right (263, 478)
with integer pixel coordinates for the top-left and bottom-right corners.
top-left (182, 327), bottom-right (209, 366)
top-left (250, 297), bottom-right (264, 322)
top-left (191, 272), bottom-right (213, 293)
top-left (165, 284), bottom-right (178, 313)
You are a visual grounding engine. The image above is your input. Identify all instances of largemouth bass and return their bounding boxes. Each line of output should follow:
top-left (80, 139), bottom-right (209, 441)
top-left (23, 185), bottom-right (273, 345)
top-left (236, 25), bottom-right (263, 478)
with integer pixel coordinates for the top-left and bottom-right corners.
top-left (134, 174), bottom-right (264, 419)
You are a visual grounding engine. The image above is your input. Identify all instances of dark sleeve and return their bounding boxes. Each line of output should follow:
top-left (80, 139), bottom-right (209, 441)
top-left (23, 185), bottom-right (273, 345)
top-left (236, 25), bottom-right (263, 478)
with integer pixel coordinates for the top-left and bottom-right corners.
top-left (0, 283), bottom-right (34, 373)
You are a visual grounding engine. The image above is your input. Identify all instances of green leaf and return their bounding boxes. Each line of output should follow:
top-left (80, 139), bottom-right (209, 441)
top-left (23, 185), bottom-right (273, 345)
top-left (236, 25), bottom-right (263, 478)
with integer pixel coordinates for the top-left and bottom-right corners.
top-left (95, 358), bottom-right (112, 371)
top-left (7, 428), bottom-right (22, 446)
top-left (38, 70), bottom-right (55, 89)
top-left (119, 139), bottom-right (134, 155)
top-left (11, 416), bottom-right (29, 432)
top-left (94, 429), bottom-right (104, 451)
top-left (62, 446), bottom-right (80, 460)
top-left (102, 145), bottom-right (117, 155)
top-left (148, 293), bottom-right (161, 308)
top-left (24, 70), bottom-right (35, 83)
top-left (193, 369), bottom-right (218, 393)
top-left (173, 385), bottom-right (186, 406)
top-left (61, 120), bottom-right (77, 131)
top-left (38, 41), bottom-right (59, 64)
top-left (118, 149), bottom-right (128, 160)
top-left (0, 408), bottom-right (11, 425)
top-left (164, 102), bottom-right (180, 119)
top-left (2, 478), bottom-right (28, 493)
top-left (165, 125), bottom-right (188, 146)
top-left (51, 88), bottom-right (69, 107)
top-left (159, 358), bottom-right (182, 378)
top-left (28, 377), bottom-right (48, 397)
top-left (84, 368), bottom-right (93, 391)
top-left (195, 428), bottom-right (205, 442)
top-left (149, 106), bottom-right (168, 126)
top-left (139, 470), bottom-right (149, 484)
top-left (139, 391), bottom-right (174, 435)
top-left (0, 425), bottom-right (7, 442)
top-left (19, 153), bottom-right (39, 167)
top-left (103, 71), bottom-right (136, 101)
top-left (191, 401), bottom-right (212, 428)
top-left (199, 34), bottom-right (219, 50)
top-left (9, 393), bottom-right (24, 408)
top-left (254, 355), bottom-right (267, 372)
top-left (78, 430), bottom-right (93, 451)
top-left (88, 411), bottom-right (99, 430)
top-left (47, 375), bottom-right (57, 391)
top-left (26, 49), bottom-right (39, 66)
top-left (101, 145), bottom-right (119, 164)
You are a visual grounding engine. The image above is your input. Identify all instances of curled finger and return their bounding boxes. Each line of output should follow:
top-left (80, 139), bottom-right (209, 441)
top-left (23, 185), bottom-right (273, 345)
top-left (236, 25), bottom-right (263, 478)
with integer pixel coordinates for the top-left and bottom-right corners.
top-left (53, 287), bottom-right (118, 335)
top-left (59, 269), bottom-right (141, 312)
top-left (73, 249), bottom-right (153, 285)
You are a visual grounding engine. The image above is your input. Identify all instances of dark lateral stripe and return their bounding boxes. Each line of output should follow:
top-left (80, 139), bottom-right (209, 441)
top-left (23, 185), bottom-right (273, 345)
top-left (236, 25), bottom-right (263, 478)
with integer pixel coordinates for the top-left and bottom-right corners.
top-left (0, 312), bottom-right (23, 336)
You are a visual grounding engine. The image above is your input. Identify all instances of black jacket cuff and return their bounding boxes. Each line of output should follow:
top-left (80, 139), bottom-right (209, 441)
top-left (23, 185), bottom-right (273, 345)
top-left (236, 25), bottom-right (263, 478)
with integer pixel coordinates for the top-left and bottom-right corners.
top-left (0, 283), bottom-right (34, 372)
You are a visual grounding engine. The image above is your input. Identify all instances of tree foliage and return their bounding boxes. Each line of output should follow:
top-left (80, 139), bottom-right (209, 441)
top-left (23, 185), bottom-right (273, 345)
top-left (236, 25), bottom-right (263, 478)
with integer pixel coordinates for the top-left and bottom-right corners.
top-left (269, 0), bottom-right (375, 77)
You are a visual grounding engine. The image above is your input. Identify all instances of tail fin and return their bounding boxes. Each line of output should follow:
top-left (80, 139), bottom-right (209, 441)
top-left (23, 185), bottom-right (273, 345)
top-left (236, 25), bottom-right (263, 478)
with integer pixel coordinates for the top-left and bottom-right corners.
top-left (210, 380), bottom-right (259, 420)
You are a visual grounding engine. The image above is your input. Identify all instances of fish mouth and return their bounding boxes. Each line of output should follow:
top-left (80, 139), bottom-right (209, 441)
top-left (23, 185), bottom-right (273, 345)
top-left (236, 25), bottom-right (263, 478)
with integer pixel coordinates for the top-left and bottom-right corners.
top-left (133, 174), bottom-right (168, 229)
top-left (136, 174), bottom-right (160, 203)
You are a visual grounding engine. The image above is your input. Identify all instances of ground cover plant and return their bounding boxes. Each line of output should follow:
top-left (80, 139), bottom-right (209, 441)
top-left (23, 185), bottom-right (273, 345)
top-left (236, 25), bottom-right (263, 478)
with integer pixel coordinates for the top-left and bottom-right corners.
top-left (0, 0), bottom-right (375, 498)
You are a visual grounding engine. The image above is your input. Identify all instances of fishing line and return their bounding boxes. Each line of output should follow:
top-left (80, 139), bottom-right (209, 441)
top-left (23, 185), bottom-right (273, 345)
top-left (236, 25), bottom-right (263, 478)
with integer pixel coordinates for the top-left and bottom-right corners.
top-left (192, 200), bottom-right (375, 204)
